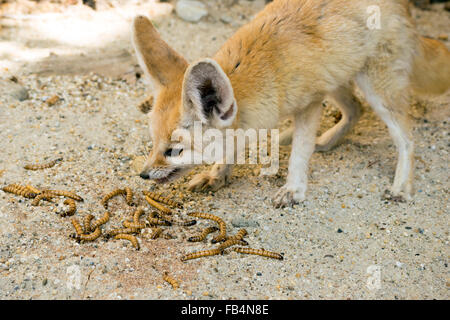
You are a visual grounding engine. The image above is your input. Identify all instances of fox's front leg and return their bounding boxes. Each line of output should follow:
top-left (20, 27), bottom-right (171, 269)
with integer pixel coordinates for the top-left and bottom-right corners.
top-left (188, 164), bottom-right (233, 192)
top-left (274, 104), bottom-right (322, 208)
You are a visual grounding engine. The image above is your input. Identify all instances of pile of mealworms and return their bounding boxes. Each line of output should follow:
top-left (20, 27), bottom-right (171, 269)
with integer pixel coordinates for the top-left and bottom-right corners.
top-left (1, 159), bottom-right (284, 290)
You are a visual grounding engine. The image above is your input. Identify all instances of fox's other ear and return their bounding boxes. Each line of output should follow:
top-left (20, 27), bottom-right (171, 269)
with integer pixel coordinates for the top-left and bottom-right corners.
top-left (132, 16), bottom-right (188, 88)
top-left (182, 58), bottom-right (237, 128)
top-left (137, 95), bottom-right (154, 114)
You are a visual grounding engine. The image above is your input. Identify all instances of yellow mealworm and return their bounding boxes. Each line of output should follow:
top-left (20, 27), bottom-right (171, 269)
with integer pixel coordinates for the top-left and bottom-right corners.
top-left (143, 191), bottom-right (183, 208)
top-left (25, 185), bottom-right (41, 195)
top-left (44, 190), bottom-right (83, 202)
top-left (163, 272), bottom-right (179, 289)
top-left (70, 218), bottom-right (83, 236)
top-left (2, 184), bottom-right (37, 198)
top-left (188, 227), bottom-right (219, 242)
top-left (232, 247), bottom-right (284, 260)
top-left (90, 212), bottom-right (111, 230)
top-left (147, 211), bottom-right (172, 226)
top-left (124, 187), bottom-right (134, 206)
top-left (217, 239), bottom-right (248, 252)
top-left (187, 212), bottom-right (227, 243)
top-left (149, 227), bottom-right (163, 240)
top-left (161, 232), bottom-right (175, 240)
top-left (144, 195), bottom-right (172, 214)
top-left (173, 219), bottom-right (197, 227)
top-left (228, 229), bottom-right (248, 241)
top-left (60, 199), bottom-right (76, 217)
top-left (106, 228), bottom-right (141, 238)
top-left (132, 207), bottom-right (145, 224)
top-left (123, 220), bottom-right (146, 229)
top-left (181, 249), bottom-right (222, 262)
top-left (101, 189), bottom-right (126, 208)
top-left (75, 228), bottom-right (102, 242)
top-left (24, 158), bottom-right (62, 170)
top-left (187, 212), bottom-right (223, 223)
top-left (31, 192), bottom-right (55, 206)
top-left (83, 214), bottom-right (95, 233)
top-left (114, 234), bottom-right (140, 250)
top-left (211, 221), bottom-right (227, 243)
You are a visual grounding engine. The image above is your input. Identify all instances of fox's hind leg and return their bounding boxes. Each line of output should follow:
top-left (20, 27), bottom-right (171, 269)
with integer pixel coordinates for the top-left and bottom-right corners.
top-left (316, 86), bottom-right (363, 152)
top-left (356, 73), bottom-right (414, 199)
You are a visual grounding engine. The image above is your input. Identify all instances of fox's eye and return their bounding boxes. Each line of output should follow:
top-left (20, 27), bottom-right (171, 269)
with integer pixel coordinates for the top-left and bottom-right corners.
top-left (164, 148), bottom-right (183, 157)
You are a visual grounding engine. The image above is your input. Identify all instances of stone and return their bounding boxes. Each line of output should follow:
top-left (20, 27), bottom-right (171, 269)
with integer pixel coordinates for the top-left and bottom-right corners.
top-left (0, 79), bottom-right (29, 101)
top-left (175, 0), bottom-right (208, 23)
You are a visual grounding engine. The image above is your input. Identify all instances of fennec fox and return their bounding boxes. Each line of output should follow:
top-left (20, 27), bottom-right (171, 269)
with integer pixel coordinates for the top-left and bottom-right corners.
top-left (134, 0), bottom-right (450, 207)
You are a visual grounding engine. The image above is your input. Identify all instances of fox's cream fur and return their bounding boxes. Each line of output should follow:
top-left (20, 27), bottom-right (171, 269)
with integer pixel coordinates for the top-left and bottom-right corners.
top-left (134, 0), bottom-right (450, 207)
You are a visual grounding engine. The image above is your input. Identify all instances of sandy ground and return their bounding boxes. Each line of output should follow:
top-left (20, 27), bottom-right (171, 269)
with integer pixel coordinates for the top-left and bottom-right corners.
top-left (0, 0), bottom-right (449, 300)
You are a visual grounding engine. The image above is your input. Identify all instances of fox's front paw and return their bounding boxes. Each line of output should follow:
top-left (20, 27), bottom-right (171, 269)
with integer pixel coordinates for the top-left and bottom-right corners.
top-left (188, 172), bottom-right (227, 192)
top-left (273, 185), bottom-right (306, 208)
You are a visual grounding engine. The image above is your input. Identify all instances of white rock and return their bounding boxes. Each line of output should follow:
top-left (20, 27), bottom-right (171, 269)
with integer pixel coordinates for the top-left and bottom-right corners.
top-left (176, 0), bottom-right (208, 22)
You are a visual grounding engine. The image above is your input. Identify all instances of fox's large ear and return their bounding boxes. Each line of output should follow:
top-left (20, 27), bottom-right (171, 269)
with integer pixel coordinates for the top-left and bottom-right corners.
top-left (182, 58), bottom-right (237, 128)
top-left (132, 16), bottom-right (188, 88)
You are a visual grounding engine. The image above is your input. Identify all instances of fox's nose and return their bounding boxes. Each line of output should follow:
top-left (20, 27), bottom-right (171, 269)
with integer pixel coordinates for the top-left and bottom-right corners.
top-left (139, 171), bottom-right (150, 180)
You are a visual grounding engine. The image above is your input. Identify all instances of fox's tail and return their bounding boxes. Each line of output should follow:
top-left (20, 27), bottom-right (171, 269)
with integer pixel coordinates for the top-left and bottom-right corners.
top-left (410, 36), bottom-right (450, 95)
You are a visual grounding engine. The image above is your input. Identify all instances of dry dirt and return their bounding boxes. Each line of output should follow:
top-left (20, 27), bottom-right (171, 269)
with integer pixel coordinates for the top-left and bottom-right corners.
top-left (0, 0), bottom-right (449, 300)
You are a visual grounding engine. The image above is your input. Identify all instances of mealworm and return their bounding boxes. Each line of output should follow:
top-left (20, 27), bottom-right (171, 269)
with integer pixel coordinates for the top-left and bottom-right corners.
top-left (31, 192), bottom-right (55, 206)
top-left (2, 184), bottom-right (37, 198)
top-left (149, 227), bottom-right (163, 240)
top-left (161, 232), bottom-right (175, 240)
top-left (83, 214), bottom-right (95, 233)
top-left (181, 249), bottom-right (221, 262)
top-left (75, 228), bottom-right (102, 242)
top-left (25, 185), bottom-right (41, 195)
top-left (44, 190), bottom-right (83, 202)
top-left (24, 158), bottom-right (62, 170)
top-left (144, 195), bottom-right (172, 214)
top-left (163, 272), bottom-right (179, 289)
top-left (187, 212), bottom-right (223, 223)
top-left (147, 211), bottom-right (172, 226)
top-left (70, 218), bottom-right (83, 236)
top-left (232, 247), bottom-right (284, 260)
top-left (227, 229), bottom-right (248, 241)
top-left (173, 219), bottom-right (197, 227)
top-left (143, 191), bottom-right (183, 208)
top-left (60, 199), bottom-right (76, 217)
top-left (187, 212), bottom-right (227, 243)
top-left (217, 239), bottom-right (248, 252)
top-left (132, 207), bottom-right (145, 224)
top-left (114, 234), bottom-right (140, 250)
top-left (106, 228), bottom-right (141, 238)
top-left (211, 221), bottom-right (227, 244)
top-left (187, 227), bottom-right (218, 242)
top-left (101, 189), bottom-right (126, 208)
top-left (124, 187), bottom-right (134, 206)
top-left (123, 220), bottom-right (146, 229)
top-left (90, 212), bottom-right (111, 230)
